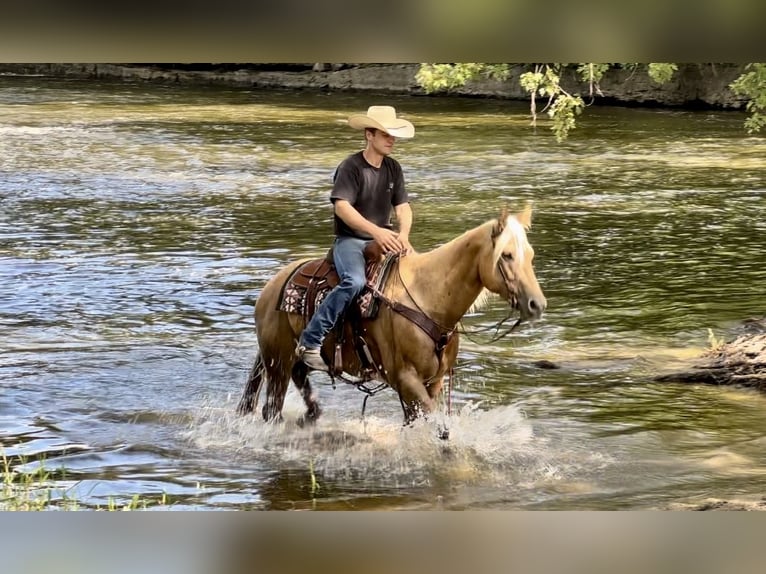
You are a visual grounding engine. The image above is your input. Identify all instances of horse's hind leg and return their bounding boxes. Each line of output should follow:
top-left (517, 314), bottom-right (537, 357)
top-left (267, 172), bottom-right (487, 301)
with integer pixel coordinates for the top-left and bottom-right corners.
top-left (236, 350), bottom-right (293, 422)
top-left (237, 354), bottom-right (265, 415)
top-left (292, 360), bottom-right (322, 427)
top-left (260, 347), bottom-right (296, 422)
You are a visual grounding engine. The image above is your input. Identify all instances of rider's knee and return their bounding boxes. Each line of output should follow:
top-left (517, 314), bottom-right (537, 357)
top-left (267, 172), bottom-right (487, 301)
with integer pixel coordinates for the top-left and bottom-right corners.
top-left (351, 275), bottom-right (367, 295)
top-left (342, 273), bottom-right (366, 295)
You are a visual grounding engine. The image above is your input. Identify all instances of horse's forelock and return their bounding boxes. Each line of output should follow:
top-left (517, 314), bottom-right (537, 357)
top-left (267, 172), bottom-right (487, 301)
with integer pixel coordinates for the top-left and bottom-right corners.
top-left (492, 214), bottom-right (528, 265)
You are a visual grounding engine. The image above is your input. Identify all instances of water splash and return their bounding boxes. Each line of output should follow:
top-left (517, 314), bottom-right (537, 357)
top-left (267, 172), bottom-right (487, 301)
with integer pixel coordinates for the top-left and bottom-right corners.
top-left (184, 391), bottom-right (610, 499)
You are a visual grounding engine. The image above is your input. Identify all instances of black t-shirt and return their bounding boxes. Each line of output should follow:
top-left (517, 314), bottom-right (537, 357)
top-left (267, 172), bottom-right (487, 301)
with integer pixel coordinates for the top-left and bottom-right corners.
top-left (330, 151), bottom-right (408, 239)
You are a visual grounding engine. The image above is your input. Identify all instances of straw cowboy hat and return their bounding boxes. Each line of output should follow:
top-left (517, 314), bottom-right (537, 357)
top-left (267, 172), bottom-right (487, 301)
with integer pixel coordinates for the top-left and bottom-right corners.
top-left (348, 105), bottom-right (415, 138)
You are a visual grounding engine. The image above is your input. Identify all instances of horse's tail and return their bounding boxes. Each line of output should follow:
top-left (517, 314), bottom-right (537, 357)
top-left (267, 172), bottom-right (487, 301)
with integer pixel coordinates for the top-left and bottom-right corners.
top-left (236, 353), bottom-right (265, 415)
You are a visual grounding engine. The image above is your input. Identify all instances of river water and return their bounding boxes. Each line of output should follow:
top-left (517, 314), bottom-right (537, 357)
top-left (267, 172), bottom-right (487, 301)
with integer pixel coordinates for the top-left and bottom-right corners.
top-left (1, 76), bottom-right (765, 510)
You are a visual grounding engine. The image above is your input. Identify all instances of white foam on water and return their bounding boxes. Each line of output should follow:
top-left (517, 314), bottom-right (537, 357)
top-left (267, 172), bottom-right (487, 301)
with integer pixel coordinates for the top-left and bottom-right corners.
top-left (183, 388), bottom-right (612, 495)
top-left (0, 125), bottom-right (86, 135)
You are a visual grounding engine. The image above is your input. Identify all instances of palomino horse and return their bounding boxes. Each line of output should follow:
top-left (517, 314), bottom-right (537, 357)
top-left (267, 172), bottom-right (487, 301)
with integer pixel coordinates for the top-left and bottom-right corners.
top-left (237, 206), bottom-right (546, 426)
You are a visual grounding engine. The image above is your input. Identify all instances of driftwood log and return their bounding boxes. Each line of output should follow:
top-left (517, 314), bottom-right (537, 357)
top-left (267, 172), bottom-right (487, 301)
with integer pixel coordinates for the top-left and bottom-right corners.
top-left (655, 319), bottom-right (766, 390)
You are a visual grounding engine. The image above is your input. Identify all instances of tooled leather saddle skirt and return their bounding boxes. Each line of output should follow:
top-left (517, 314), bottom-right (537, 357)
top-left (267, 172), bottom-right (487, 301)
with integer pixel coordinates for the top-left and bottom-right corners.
top-left (277, 242), bottom-right (397, 322)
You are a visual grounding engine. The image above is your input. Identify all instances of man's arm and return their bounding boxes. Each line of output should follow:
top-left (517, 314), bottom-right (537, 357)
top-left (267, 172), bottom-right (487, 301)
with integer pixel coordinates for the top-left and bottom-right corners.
top-left (394, 202), bottom-right (413, 254)
top-left (334, 200), bottom-right (403, 253)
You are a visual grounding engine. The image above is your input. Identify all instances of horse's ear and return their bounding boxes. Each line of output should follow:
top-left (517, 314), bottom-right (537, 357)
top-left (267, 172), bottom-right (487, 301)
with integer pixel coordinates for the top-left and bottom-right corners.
top-left (492, 206), bottom-right (509, 238)
top-left (516, 204), bottom-right (533, 230)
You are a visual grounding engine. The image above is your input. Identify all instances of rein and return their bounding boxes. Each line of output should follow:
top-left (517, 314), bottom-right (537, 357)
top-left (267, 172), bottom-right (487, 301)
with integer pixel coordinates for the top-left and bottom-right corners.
top-left (375, 245), bottom-right (523, 370)
top-left (458, 313), bottom-right (522, 345)
top-left (459, 258), bottom-right (522, 343)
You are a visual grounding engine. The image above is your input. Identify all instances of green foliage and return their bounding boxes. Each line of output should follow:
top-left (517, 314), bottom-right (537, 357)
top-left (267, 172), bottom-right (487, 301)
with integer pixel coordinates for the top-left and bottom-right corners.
top-left (416, 63), bottom-right (509, 94)
top-left (309, 459), bottom-right (321, 496)
top-left (420, 63), bottom-right (587, 141)
top-left (647, 63), bottom-right (678, 84)
top-left (518, 67), bottom-right (546, 125)
top-left (1, 451), bottom-right (69, 511)
top-left (2, 449), bottom-right (170, 511)
top-left (416, 63), bottom-right (765, 140)
top-left (730, 63), bottom-right (766, 133)
top-left (518, 69), bottom-right (542, 94)
top-left (577, 63), bottom-right (610, 83)
top-left (519, 64), bottom-right (583, 142)
top-left (548, 93), bottom-right (585, 142)
top-left (523, 64), bottom-right (562, 98)
top-left (576, 63), bottom-right (610, 97)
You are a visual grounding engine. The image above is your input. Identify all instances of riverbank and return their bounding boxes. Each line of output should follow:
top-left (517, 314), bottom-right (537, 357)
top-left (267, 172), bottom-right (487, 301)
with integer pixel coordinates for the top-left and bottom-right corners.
top-left (0, 63), bottom-right (749, 109)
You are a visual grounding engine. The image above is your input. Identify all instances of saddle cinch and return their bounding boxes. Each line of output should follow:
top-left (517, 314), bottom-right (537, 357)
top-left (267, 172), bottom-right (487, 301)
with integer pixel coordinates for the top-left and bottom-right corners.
top-left (278, 243), bottom-right (399, 371)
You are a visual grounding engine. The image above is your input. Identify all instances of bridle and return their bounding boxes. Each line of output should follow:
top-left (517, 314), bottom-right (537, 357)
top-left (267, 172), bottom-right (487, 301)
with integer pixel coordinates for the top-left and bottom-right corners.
top-left (387, 225), bottom-right (526, 354)
top-left (459, 229), bottom-right (523, 343)
top-left (497, 254), bottom-right (520, 312)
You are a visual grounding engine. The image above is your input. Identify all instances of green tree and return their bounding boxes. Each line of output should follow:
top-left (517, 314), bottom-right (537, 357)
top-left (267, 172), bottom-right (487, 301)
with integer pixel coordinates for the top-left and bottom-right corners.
top-left (730, 63), bottom-right (766, 134)
top-left (517, 64), bottom-right (584, 142)
top-left (416, 63), bottom-right (761, 141)
top-left (415, 63), bottom-right (509, 92)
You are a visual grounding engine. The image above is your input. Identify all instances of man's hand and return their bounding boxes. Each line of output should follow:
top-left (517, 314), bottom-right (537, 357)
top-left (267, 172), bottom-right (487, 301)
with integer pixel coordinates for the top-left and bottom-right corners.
top-left (371, 227), bottom-right (403, 253)
top-left (398, 234), bottom-right (414, 255)
top-left (333, 200), bottom-right (413, 254)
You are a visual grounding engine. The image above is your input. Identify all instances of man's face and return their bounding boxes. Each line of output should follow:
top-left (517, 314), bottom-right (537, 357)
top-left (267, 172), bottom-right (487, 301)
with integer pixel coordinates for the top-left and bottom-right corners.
top-left (367, 129), bottom-right (396, 156)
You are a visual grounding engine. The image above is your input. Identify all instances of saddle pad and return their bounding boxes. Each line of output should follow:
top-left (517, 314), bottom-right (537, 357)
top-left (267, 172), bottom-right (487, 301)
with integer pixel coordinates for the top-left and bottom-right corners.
top-left (278, 253), bottom-right (398, 320)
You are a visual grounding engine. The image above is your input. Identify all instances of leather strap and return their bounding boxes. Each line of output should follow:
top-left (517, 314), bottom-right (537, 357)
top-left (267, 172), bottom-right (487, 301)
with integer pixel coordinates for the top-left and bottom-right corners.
top-left (371, 287), bottom-right (456, 357)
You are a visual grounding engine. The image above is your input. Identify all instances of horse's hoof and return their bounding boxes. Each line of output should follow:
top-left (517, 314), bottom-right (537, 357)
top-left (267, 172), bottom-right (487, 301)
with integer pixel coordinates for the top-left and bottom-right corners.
top-left (296, 416), bottom-right (313, 428)
top-left (438, 427), bottom-right (450, 441)
top-left (296, 407), bottom-right (322, 428)
top-left (236, 403), bottom-right (252, 416)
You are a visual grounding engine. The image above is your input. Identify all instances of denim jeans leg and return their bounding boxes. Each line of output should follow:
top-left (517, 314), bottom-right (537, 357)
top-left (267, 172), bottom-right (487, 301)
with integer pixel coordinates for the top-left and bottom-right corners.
top-left (300, 236), bottom-right (368, 349)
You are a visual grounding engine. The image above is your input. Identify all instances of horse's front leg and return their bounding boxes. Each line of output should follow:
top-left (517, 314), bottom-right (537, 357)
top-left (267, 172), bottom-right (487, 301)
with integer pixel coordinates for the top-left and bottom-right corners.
top-left (426, 376), bottom-right (451, 440)
top-left (396, 368), bottom-right (436, 425)
top-left (398, 371), bottom-right (451, 440)
top-left (425, 377), bottom-right (444, 403)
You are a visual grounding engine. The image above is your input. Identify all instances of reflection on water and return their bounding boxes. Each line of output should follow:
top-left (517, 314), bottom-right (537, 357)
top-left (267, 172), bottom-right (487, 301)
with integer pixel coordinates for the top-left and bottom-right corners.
top-left (1, 76), bottom-right (766, 509)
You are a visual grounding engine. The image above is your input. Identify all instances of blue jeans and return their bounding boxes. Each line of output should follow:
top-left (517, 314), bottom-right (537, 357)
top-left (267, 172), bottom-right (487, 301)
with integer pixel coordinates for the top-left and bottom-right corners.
top-left (300, 236), bottom-right (369, 349)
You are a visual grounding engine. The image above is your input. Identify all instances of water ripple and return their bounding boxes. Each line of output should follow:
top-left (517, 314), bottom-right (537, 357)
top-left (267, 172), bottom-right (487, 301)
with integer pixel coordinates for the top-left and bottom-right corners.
top-left (2, 77), bottom-right (766, 509)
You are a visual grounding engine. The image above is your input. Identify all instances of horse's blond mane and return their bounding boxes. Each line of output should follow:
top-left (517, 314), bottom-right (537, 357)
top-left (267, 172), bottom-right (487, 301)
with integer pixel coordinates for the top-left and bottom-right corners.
top-left (467, 288), bottom-right (491, 313)
top-left (492, 213), bottom-right (528, 266)
top-left (466, 213), bottom-right (530, 314)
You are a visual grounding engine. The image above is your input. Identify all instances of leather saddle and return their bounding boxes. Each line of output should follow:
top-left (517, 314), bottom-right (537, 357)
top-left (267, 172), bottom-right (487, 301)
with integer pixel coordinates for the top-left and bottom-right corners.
top-left (278, 241), bottom-right (392, 322)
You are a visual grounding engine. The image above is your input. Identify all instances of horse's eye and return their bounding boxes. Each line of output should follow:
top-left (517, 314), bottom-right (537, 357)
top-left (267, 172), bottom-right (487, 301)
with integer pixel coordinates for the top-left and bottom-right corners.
top-left (502, 252), bottom-right (514, 261)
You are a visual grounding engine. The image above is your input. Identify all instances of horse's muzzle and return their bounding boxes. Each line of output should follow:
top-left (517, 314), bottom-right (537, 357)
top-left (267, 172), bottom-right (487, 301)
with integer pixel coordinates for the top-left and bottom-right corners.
top-left (520, 293), bottom-right (546, 321)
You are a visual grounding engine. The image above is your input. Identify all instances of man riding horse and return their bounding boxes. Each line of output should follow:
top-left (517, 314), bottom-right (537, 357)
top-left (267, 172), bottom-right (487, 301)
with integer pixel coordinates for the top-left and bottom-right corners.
top-left (296, 105), bottom-right (416, 371)
top-left (239, 105), bottom-right (545, 427)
